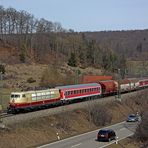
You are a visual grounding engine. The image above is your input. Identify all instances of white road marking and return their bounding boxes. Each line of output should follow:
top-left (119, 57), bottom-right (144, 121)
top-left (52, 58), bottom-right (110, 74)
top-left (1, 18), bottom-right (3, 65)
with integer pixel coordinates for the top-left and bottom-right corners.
top-left (71, 143), bottom-right (82, 148)
top-left (120, 127), bottom-right (126, 131)
top-left (100, 133), bottom-right (134, 148)
top-left (37, 121), bottom-right (125, 148)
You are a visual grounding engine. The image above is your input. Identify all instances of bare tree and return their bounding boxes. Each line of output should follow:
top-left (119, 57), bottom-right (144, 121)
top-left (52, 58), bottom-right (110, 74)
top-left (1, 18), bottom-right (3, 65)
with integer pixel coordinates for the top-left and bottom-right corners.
top-left (135, 111), bottom-right (148, 147)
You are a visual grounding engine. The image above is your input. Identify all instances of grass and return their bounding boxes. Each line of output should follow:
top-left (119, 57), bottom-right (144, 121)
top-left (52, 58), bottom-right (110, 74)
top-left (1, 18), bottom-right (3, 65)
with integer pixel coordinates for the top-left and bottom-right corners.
top-left (1, 90), bottom-right (147, 148)
top-left (0, 86), bottom-right (12, 110)
top-left (106, 137), bottom-right (139, 148)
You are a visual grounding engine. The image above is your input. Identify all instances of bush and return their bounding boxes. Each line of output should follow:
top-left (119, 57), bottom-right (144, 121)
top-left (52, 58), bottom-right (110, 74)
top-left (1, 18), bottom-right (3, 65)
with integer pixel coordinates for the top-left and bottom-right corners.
top-left (0, 64), bottom-right (5, 74)
top-left (27, 77), bottom-right (36, 83)
top-left (68, 53), bottom-right (77, 67)
top-left (88, 104), bottom-right (112, 126)
top-left (134, 111), bottom-right (148, 146)
top-left (56, 113), bottom-right (70, 131)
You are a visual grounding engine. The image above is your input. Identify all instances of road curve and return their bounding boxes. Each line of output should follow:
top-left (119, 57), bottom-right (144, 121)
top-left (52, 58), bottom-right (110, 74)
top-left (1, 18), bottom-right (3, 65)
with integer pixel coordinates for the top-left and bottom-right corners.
top-left (37, 121), bottom-right (138, 148)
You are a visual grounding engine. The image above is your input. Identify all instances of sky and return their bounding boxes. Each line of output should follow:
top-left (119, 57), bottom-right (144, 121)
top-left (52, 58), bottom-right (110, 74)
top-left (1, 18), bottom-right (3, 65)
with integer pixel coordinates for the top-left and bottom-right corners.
top-left (0, 0), bottom-right (148, 32)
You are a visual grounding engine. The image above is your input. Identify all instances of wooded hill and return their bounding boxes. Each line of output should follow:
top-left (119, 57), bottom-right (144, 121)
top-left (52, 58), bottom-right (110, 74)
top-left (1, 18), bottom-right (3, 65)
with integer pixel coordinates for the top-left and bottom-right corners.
top-left (0, 5), bottom-right (148, 78)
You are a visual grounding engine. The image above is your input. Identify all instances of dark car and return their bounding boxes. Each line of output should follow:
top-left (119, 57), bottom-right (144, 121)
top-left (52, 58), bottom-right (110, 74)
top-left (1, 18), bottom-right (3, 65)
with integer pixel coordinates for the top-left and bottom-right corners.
top-left (126, 114), bottom-right (139, 122)
top-left (97, 129), bottom-right (116, 142)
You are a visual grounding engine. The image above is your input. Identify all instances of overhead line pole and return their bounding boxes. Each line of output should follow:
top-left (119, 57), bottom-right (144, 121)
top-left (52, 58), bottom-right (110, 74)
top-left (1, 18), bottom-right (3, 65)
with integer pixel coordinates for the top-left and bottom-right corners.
top-left (115, 68), bottom-right (121, 101)
top-left (117, 69), bottom-right (121, 101)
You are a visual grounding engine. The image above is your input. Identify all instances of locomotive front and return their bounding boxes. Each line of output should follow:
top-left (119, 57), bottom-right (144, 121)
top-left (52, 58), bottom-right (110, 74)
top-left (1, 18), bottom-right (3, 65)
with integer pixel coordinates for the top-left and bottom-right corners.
top-left (7, 92), bottom-right (26, 113)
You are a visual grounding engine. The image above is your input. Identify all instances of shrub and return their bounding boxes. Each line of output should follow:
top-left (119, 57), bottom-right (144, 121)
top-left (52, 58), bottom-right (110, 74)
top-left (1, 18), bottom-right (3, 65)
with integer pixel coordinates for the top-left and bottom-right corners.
top-left (0, 64), bottom-right (5, 74)
top-left (134, 111), bottom-right (148, 146)
top-left (68, 53), bottom-right (77, 67)
top-left (27, 77), bottom-right (36, 83)
top-left (88, 103), bottom-right (112, 126)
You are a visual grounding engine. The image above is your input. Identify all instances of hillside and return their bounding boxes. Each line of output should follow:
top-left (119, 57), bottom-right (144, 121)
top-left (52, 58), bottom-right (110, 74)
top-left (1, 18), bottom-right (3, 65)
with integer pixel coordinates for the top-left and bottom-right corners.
top-left (0, 30), bottom-right (148, 94)
top-left (1, 30), bottom-right (148, 64)
top-left (0, 90), bottom-right (147, 148)
top-left (85, 30), bottom-right (148, 60)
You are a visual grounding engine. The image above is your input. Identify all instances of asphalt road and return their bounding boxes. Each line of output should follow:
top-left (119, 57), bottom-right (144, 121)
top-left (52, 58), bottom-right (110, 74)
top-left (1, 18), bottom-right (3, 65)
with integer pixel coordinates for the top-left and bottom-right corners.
top-left (37, 121), bottom-right (138, 148)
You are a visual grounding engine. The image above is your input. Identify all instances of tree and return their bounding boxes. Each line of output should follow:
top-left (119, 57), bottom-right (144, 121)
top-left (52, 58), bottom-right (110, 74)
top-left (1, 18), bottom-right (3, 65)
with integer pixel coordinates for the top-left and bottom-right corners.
top-left (118, 54), bottom-right (127, 79)
top-left (19, 43), bottom-right (27, 63)
top-left (0, 64), bottom-right (5, 74)
top-left (136, 43), bottom-right (143, 53)
top-left (135, 111), bottom-right (148, 146)
top-left (68, 52), bottom-right (77, 67)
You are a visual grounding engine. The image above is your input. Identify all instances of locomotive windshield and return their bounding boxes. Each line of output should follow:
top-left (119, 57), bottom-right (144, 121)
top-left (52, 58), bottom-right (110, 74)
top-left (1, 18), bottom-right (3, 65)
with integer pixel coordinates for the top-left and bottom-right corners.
top-left (11, 94), bottom-right (20, 98)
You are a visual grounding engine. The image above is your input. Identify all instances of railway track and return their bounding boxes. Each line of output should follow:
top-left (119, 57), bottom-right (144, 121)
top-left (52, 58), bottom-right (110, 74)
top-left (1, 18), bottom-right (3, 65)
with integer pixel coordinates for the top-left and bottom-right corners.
top-left (1, 88), bottom-right (147, 125)
top-left (0, 112), bottom-right (13, 118)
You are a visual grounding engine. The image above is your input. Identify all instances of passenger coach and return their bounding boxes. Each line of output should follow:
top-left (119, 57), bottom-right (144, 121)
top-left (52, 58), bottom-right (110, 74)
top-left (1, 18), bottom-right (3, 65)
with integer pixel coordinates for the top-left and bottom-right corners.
top-left (56, 83), bottom-right (101, 103)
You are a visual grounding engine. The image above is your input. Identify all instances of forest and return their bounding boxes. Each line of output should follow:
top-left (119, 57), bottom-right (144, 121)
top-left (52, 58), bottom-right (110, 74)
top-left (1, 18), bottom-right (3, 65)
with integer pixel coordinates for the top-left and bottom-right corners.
top-left (0, 5), bottom-right (148, 79)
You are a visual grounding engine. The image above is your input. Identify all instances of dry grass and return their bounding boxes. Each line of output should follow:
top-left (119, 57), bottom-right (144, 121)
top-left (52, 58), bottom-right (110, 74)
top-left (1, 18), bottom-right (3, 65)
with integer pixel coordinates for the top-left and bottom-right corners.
top-left (1, 63), bottom-right (103, 109)
top-left (5, 63), bottom-right (48, 88)
top-left (0, 93), bottom-right (147, 148)
top-left (0, 63), bottom-right (147, 147)
top-left (106, 137), bottom-right (139, 148)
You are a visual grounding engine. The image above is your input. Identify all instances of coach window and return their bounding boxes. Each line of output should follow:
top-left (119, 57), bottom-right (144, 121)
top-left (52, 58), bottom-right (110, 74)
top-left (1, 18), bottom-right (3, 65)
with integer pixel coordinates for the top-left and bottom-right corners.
top-left (67, 92), bottom-right (69, 96)
top-left (66, 92), bottom-right (68, 96)
top-left (46, 92), bottom-right (50, 99)
top-left (37, 93), bottom-right (42, 100)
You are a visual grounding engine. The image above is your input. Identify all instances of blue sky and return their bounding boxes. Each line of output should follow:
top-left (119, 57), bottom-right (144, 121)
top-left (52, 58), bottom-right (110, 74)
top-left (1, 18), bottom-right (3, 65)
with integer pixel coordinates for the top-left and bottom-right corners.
top-left (0, 0), bottom-right (148, 31)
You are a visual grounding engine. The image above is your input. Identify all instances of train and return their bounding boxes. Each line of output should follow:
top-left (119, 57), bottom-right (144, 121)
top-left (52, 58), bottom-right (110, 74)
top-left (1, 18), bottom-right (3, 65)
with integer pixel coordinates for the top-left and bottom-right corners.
top-left (7, 77), bottom-right (148, 114)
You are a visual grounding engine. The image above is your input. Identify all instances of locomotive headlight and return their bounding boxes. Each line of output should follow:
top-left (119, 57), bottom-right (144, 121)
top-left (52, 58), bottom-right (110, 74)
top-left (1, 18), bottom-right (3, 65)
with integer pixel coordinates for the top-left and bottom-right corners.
top-left (12, 98), bottom-right (15, 103)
